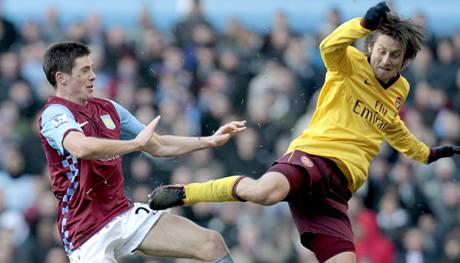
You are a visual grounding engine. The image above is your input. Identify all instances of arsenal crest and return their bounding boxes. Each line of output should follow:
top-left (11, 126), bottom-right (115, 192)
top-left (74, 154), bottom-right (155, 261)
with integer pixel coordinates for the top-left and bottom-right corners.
top-left (395, 96), bottom-right (402, 110)
top-left (301, 155), bottom-right (314, 168)
top-left (100, 114), bottom-right (116, 129)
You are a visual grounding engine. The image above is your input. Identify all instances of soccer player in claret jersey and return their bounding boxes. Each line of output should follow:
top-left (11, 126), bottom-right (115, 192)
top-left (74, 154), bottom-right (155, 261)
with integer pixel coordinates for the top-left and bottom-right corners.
top-left (39, 41), bottom-right (246, 262)
top-left (148, 2), bottom-right (460, 263)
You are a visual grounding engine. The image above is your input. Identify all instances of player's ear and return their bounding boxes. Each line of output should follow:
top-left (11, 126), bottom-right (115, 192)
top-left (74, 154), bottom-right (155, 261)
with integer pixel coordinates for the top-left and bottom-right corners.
top-left (56, 72), bottom-right (67, 86)
top-left (401, 59), bottom-right (408, 69)
top-left (367, 43), bottom-right (373, 54)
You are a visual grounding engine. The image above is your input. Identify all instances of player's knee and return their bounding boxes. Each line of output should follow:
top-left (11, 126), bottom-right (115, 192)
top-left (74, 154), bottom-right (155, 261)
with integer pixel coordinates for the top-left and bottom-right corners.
top-left (197, 230), bottom-right (228, 261)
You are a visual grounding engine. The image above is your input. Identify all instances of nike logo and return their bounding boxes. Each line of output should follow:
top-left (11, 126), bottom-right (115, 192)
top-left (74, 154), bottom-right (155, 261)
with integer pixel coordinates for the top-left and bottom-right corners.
top-left (364, 79), bottom-right (372, 85)
top-left (79, 121), bottom-right (88, 127)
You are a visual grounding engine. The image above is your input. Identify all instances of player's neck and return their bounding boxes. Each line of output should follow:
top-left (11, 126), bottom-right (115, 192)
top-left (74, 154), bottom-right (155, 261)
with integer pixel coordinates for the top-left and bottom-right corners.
top-left (55, 89), bottom-right (88, 106)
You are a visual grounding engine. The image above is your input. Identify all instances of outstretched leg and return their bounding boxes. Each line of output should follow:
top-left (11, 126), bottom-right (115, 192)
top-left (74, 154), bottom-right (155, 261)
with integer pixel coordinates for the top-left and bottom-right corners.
top-left (136, 213), bottom-right (233, 262)
top-left (148, 171), bottom-right (290, 210)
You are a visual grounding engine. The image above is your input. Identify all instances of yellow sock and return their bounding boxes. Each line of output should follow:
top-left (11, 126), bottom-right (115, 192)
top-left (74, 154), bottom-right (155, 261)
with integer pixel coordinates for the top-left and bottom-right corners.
top-left (183, 176), bottom-right (244, 205)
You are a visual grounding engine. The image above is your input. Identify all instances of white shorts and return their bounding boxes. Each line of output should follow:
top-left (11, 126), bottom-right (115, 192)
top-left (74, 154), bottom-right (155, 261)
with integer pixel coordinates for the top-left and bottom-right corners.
top-left (68, 203), bottom-right (166, 263)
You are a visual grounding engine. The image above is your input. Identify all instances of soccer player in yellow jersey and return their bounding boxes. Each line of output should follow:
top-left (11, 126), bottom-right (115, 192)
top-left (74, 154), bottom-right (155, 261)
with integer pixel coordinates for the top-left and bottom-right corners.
top-left (148, 2), bottom-right (460, 262)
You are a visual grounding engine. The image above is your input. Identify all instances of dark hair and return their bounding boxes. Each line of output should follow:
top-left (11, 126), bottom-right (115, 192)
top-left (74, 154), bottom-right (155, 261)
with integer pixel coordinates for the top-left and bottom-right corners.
top-left (42, 41), bottom-right (91, 87)
top-left (365, 13), bottom-right (424, 64)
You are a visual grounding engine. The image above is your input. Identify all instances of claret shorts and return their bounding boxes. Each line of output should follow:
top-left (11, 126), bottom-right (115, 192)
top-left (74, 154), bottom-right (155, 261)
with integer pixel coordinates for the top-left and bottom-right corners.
top-left (268, 150), bottom-right (355, 262)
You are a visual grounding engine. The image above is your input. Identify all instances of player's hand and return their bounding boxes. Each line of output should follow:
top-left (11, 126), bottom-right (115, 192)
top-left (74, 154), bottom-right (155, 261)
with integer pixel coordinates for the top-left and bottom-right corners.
top-left (362, 1), bottom-right (390, 30)
top-left (428, 146), bottom-right (460, 164)
top-left (134, 116), bottom-right (161, 150)
top-left (208, 120), bottom-right (247, 147)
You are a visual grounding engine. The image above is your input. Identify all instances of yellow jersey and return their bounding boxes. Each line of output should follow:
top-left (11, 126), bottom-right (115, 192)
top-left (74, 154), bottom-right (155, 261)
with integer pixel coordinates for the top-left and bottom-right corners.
top-left (287, 17), bottom-right (430, 192)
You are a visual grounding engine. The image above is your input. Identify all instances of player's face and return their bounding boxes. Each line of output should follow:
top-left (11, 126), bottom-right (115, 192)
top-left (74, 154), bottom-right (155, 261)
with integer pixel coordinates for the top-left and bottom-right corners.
top-left (67, 55), bottom-right (96, 104)
top-left (368, 34), bottom-right (404, 84)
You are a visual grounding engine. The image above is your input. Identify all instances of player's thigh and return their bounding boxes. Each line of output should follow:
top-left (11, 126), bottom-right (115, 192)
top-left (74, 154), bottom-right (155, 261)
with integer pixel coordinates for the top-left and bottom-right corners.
top-left (325, 251), bottom-right (356, 263)
top-left (136, 213), bottom-right (225, 259)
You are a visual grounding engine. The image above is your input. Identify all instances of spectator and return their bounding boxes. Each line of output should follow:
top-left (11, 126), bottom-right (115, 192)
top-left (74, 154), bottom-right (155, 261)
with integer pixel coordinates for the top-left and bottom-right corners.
top-left (174, 0), bottom-right (213, 48)
top-left (0, 2), bottom-right (18, 53)
top-left (397, 227), bottom-right (434, 263)
top-left (355, 210), bottom-right (396, 263)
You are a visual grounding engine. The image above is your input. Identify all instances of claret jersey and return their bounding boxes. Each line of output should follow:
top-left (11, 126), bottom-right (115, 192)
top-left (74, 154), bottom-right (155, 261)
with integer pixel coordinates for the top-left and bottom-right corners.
top-left (287, 18), bottom-right (430, 192)
top-left (39, 96), bottom-right (145, 254)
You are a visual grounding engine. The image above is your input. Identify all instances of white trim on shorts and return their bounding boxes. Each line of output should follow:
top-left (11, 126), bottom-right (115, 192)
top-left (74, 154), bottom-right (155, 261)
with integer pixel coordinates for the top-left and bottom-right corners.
top-left (68, 203), bottom-right (167, 263)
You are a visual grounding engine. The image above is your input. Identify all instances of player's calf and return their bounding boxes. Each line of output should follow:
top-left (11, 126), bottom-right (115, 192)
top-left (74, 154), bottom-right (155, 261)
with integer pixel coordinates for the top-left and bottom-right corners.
top-left (148, 176), bottom-right (246, 210)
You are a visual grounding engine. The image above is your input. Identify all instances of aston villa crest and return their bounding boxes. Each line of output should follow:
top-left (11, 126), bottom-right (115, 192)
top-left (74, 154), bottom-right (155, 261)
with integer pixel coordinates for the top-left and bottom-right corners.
top-left (100, 114), bottom-right (115, 129)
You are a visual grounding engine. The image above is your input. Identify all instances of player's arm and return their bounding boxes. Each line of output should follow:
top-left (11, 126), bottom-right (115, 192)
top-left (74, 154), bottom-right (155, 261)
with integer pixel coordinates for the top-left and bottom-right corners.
top-left (384, 114), bottom-right (430, 163)
top-left (319, 2), bottom-right (389, 72)
top-left (144, 121), bottom-right (246, 157)
top-left (63, 116), bottom-right (159, 160)
top-left (384, 115), bottom-right (460, 164)
top-left (110, 100), bottom-right (246, 158)
top-left (40, 104), bottom-right (160, 160)
top-left (319, 18), bottom-right (366, 72)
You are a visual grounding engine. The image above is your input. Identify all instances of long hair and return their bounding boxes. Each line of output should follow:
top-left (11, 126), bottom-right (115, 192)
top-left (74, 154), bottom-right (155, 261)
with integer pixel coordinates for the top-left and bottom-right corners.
top-left (365, 13), bottom-right (424, 64)
top-left (42, 41), bottom-right (91, 88)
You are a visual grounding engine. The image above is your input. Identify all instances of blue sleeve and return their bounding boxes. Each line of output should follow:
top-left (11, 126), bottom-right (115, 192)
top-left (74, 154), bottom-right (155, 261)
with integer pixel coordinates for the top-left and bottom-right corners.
top-left (109, 100), bottom-right (146, 140)
top-left (40, 104), bottom-right (83, 156)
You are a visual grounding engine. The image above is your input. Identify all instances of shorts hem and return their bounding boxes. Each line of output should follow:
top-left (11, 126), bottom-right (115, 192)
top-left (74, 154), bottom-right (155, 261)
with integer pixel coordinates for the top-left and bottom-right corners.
top-left (119, 205), bottom-right (167, 258)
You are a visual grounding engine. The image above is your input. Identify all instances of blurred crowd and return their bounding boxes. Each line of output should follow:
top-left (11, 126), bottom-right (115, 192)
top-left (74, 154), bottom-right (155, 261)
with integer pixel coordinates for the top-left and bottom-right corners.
top-left (1, 0), bottom-right (460, 262)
